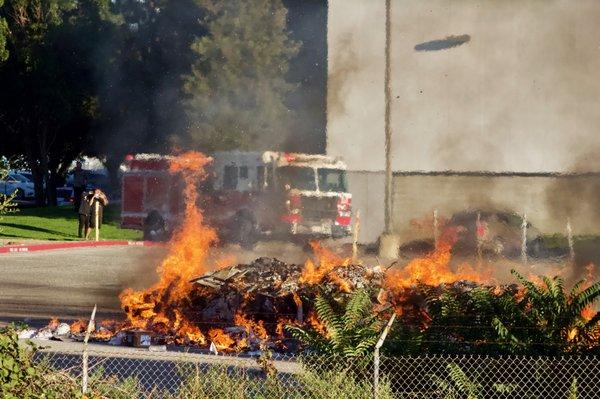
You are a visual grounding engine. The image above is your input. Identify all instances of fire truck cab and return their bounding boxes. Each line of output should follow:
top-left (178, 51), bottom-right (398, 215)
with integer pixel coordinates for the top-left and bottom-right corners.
top-left (121, 151), bottom-right (352, 246)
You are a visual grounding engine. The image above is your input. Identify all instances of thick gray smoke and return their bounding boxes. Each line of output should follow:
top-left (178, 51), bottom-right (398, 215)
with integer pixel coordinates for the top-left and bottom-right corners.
top-left (327, 0), bottom-right (600, 173)
top-left (94, 0), bottom-right (328, 172)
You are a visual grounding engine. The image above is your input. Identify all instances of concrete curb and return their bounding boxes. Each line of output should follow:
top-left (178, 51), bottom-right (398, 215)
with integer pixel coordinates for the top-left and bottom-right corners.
top-left (0, 240), bottom-right (164, 254)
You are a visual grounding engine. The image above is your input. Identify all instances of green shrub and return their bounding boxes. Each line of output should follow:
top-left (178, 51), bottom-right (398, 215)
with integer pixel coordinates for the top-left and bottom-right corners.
top-left (286, 289), bottom-right (383, 358)
top-left (0, 325), bottom-right (145, 398)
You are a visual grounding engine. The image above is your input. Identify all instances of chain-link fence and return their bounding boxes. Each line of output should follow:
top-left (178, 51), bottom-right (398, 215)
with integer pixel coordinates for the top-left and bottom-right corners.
top-left (31, 345), bottom-right (600, 398)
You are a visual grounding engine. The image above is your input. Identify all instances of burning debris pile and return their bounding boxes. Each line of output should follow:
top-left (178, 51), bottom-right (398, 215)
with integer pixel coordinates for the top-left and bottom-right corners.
top-left (193, 253), bottom-right (382, 297)
top-left (185, 252), bottom-right (383, 352)
top-left (24, 151), bottom-right (596, 354)
top-left (111, 151), bottom-right (385, 351)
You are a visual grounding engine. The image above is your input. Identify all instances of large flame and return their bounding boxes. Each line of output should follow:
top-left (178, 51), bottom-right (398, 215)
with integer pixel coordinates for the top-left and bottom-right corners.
top-left (300, 241), bottom-right (353, 292)
top-left (384, 229), bottom-right (487, 293)
top-left (119, 151), bottom-right (217, 345)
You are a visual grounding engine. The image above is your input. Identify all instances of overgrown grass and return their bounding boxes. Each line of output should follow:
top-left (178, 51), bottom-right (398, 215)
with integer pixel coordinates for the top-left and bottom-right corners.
top-left (0, 204), bottom-right (142, 241)
top-left (2, 322), bottom-right (392, 399)
top-left (169, 363), bottom-right (394, 399)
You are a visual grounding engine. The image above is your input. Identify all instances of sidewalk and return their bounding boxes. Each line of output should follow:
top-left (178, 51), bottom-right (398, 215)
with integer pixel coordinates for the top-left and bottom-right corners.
top-left (0, 239), bottom-right (163, 254)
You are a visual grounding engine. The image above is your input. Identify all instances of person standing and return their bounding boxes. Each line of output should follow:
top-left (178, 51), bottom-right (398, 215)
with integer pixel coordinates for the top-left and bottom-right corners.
top-left (72, 161), bottom-right (87, 211)
top-left (78, 190), bottom-right (92, 239)
top-left (87, 188), bottom-right (109, 240)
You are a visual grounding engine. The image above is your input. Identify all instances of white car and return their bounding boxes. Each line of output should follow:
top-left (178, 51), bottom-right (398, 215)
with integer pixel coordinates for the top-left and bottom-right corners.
top-left (0, 172), bottom-right (35, 199)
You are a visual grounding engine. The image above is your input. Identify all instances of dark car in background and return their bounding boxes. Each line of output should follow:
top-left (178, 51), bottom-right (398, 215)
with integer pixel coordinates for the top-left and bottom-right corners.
top-left (65, 170), bottom-right (110, 190)
top-left (448, 210), bottom-right (563, 259)
top-left (56, 186), bottom-right (75, 206)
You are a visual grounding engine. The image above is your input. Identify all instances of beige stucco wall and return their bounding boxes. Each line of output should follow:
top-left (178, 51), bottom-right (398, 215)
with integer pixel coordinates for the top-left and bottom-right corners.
top-left (349, 171), bottom-right (600, 243)
top-left (328, 0), bottom-right (600, 173)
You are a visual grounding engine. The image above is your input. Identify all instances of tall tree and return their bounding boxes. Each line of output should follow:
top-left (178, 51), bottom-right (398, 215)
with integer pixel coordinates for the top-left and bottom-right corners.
top-left (0, 0), bottom-right (113, 205)
top-left (0, 0), bottom-right (7, 62)
top-left (183, 0), bottom-right (299, 152)
top-left (93, 0), bottom-right (205, 188)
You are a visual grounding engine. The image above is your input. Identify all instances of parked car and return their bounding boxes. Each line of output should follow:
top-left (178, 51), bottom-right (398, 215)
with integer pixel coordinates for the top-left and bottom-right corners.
top-left (16, 170), bottom-right (33, 181)
top-left (448, 210), bottom-right (556, 258)
top-left (0, 171), bottom-right (35, 199)
top-left (56, 186), bottom-right (75, 206)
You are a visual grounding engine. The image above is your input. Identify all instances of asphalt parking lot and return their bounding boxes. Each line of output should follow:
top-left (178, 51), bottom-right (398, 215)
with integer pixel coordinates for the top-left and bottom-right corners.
top-left (0, 241), bottom-right (329, 324)
top-left (0, 246), bottom-right (167, 321)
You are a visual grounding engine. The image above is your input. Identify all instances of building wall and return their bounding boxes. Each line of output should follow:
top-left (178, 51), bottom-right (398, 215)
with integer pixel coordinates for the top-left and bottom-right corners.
top-left (349, 171), bottom-right (600, 243)
top-left (328, 0), bottom-right (600, 174)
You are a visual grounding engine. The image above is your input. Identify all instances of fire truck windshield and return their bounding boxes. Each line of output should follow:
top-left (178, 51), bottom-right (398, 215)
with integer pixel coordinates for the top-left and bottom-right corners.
top-left (277, 166), bottom-right (316, 191)
top-left (317, 168), bottom-right (348, 192)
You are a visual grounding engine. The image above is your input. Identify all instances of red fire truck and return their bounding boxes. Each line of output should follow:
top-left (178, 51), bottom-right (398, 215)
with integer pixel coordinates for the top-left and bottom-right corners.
top-left (121, 151), bottom-right (352, 246)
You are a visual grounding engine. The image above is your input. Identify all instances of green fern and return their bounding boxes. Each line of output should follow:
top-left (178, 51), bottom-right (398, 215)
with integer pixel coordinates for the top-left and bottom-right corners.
top-left (432, 363), bottom-right (518, 399)
top-left (446, 363), bottom-right (482, 399)
top-left (497, 270), bottom-right (600, 353)
top-left (286, 289), bottom-right (382, 357)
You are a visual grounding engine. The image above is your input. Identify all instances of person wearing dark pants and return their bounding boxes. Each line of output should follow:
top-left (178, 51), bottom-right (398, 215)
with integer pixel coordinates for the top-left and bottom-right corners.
top-left (78, 190), bottom-right (92, 238)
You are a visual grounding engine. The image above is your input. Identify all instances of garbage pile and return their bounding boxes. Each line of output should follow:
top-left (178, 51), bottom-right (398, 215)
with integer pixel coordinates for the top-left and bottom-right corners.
top-left (192, 256), bottom-right (382, 296)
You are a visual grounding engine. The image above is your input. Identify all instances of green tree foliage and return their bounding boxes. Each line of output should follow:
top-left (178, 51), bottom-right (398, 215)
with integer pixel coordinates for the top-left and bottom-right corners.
top-left (286, 289), bottom-right (382, 357)
top-left (0, 0), bottom-right (302, 198)
top-left (0, 0), bottom-right (7, 62)
top-left (0, 0), bottom-right (114, 205)
top-left (0, 159), bottom-right (17, 231)
top-left (93, 0), bottom-right (205, 187)
top-left (183, 0), bottom-right (300, 151)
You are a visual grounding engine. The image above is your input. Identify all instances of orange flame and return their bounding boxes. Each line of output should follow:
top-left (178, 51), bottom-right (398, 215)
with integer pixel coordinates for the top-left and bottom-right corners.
top-left (581, 306), bottom-right (595, 321)
top-left (276, 318), bottom-right (296, 338)
top-left (384, 236), bottom-right (486, 292)
top-left (208, 328), bottom-right (236, 350)
top-left (70, 319), bottom-right (87, 334)
top-left (119, 151), bottom-right (217, 345)
top-left (300, 241), bottom-right (352, 292)
top-left (47, 317), bottom-right (60, 330)
top-left (234, 312), bottom-right (268, 340)
top-left (307, 311), bottom-right (329, 338)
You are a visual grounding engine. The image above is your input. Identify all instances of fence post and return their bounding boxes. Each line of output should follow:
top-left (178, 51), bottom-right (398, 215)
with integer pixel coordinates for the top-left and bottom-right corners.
top-left (82, 304), bottom-right (97, 395)
top-left (521, 213), bottom-right (528, 264)
top-left (374, 313), bottom-right (396, 399)
top-left (433, 209), bottom-right (439, 250)
top-left (567, 219), bottom-right (575, 264)
top-left (352, 210), bottom-right (361, 262)
top-left (94, 200), bottom-right (100, 242)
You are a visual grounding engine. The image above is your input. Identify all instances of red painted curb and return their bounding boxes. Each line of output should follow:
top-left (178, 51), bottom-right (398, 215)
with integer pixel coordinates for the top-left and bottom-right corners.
top-left (0, 240), bottom-right (164, 254)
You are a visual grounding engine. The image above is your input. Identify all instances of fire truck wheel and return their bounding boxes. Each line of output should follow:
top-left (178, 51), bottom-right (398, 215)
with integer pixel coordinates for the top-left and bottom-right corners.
top-left (143, 211), bottom-right (166, 241)
top-left (235, 213), bottom-right (258, 249)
